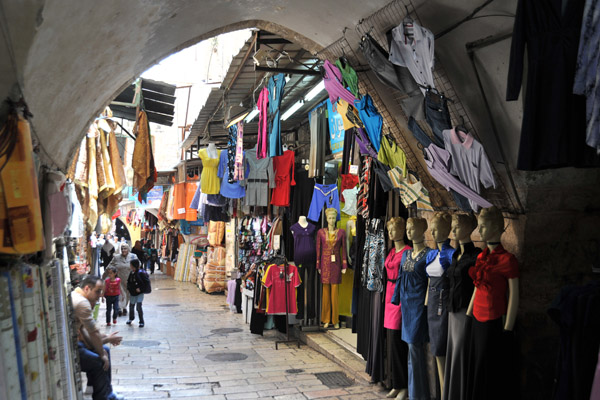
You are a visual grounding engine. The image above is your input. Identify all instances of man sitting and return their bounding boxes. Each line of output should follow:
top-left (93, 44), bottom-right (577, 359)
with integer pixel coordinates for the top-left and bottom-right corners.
top-left (71, 275), bottom-right (124, 400)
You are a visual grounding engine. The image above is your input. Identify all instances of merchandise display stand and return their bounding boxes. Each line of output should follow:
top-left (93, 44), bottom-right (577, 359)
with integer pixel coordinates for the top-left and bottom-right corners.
top-left (275, 258), bottom-right (301, 350)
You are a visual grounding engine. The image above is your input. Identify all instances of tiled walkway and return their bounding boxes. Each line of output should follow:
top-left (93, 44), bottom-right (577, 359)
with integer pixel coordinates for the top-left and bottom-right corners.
top-left (88, 272), bottom-right (387, 399)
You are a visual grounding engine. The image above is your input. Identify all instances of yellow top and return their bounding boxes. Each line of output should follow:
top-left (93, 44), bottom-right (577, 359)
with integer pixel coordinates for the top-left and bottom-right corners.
top-left (378, 135), bottom-right (407, 178)
top-left (335, 100), bottom-right (359, 130)
top-left (198, 148), bottom-right (221, 194)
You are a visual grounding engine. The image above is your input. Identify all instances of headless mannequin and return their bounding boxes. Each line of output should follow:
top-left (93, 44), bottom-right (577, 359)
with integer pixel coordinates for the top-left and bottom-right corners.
top-left (318, 210), bottom-right (346, 329)
top-left (466, 212), bottom-right (519, 331)
top-left (298, 215), bottom-right (308, 228)
top-left (206, 142), bottom-right (218, 159)
top-left (386, 220), bottom-right (408, 400)
top-left (424, 216), bottom-right (452, 392)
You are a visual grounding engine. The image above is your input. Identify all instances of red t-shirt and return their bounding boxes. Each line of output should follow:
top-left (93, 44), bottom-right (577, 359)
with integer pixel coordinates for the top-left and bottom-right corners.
top-left (263, 263), bottom-right (301, 315)
top-left (469, 244), bottom-right (519, 322)
top-left (104, 278), bottom-right (121, 297)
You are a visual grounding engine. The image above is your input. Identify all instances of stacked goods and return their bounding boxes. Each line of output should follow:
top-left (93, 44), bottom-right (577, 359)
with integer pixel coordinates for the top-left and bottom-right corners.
top-left (203, 246), bottom-right (226, 293)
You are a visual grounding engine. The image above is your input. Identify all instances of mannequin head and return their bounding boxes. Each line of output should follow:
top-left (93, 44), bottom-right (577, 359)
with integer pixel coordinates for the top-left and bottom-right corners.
top-left (430, 212), bottom-right (452, 243)
top-left (406, 217), bottom-right (427, 243)
top-left (325, 208), bottom-right (338, 230)
top-left (451, 213), bottom-right (478, 243)
top-left (387, 217), bottom-right (406, 242)
top-left (477, 206), bottom-right (504, 243)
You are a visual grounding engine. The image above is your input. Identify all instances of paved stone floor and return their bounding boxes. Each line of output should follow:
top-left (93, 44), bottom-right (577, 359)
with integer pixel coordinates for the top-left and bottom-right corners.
top-left (86, 272), bottom-right (388, 399)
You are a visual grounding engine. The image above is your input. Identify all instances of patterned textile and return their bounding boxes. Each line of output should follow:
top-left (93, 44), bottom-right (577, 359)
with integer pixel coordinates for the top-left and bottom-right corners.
top-left (361, 218), bottom-right (385, 292)
top-left (234, 122), bottom-right (245, 180)
top-left (227, 124), bottom-right (237, 183)
top-left (356, 156), bottom-right (372, 219)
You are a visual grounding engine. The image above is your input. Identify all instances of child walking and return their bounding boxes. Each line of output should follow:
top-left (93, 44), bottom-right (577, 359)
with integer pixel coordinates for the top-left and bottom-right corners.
top-left (126, 259), bottom-right (147, 327)
top-left (103, 266), bottom-right (120, 326)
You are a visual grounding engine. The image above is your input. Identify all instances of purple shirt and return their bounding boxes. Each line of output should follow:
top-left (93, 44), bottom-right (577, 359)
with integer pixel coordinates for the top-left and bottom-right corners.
top-left (290, 222), bottom-right (317, 265)
top-left (323, 60), bottom-right (357, 107)
top-left (424, 144), bottom-right (492, 210)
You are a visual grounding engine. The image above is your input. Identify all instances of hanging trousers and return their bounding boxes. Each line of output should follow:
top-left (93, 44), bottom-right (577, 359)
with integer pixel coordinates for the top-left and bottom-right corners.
top-left (321, 283), bottom-right (339, 325)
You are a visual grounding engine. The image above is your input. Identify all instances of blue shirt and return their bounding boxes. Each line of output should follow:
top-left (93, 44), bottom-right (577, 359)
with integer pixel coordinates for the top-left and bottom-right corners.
top-left (217, 150), bottom-right (248, 199)
top-left (268, 74), bottom-right (287, 157)
top-left (354, 94), bottom-right (382, 152)
top-left (391, 247), bottom-right (431, 344)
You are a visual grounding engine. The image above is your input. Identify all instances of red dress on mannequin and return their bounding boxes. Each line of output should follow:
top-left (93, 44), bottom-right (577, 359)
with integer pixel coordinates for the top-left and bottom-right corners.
top-left (271, 150), bottom-right (296, 207)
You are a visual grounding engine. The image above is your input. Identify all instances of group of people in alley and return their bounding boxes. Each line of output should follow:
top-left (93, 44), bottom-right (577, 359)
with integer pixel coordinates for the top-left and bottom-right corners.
top-left (71, 237), bottom-right (154, 400)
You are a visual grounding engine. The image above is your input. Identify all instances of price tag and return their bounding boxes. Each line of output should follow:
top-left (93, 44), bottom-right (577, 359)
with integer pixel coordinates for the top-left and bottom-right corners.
top-left (331, 254), bottom-right (336, 262)
top-left (177, 208), bottom-right (186, 214)
top-left (273, 235), bottom-right (281, 250)
top-left (349, 165), bottom-right (359, 175)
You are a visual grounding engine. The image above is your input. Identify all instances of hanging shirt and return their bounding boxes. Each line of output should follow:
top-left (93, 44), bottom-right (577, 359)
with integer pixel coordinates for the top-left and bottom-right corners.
top-left (468, 244), bottom-right (519, 322)
top-left (322, 60), bottom-right (357, 107)
top-left (267, 73), bottom-right (287, 157)
top-left (198, 148), bottom-right (221, 195)
top-left (270, 150), bottom-right (296, 207)
top-left (378, 135), bottom-right (407, 178)
top-left (341, 187), bottom-right (358, 216)
top-left (217, 149), bottom-right (247, 199)
top-left (335, 58), bottom-right (359, 97)
top-left (354, 94), bottom-right (383, 152)
top-left (290, 222), bottom-right (317, 265)
top-left (263, 263), bottom-right (301, 315)
top-left (257, 87), bottom-right (269, 159)
top-left (443, 129), bottom-right (496, 212)
top-left (389, 19), bottom-right (435, 95)
top-left (424, 144), bottom-right (492, 210)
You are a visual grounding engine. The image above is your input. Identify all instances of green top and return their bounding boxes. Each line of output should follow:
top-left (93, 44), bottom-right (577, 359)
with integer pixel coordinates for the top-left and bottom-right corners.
top-left (335, 58), bottom-right (359, 98)
top-left (378, 135), bottom-right (407, 178)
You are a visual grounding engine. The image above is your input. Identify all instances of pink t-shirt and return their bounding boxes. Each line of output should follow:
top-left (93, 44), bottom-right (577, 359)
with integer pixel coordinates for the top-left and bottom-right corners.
top-left (263, 263), bottom-right (301, 315)
top-left (384, 245), bottom-right (411, 330)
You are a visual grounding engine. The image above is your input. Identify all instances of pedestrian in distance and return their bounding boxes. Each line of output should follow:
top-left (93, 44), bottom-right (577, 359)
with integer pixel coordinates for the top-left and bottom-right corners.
top-left (126, 259), bottom-right (151, 328)
top-left (103, 266), bottom-right (121, 326)
top-left (103, 243), bottom-right (138, 317)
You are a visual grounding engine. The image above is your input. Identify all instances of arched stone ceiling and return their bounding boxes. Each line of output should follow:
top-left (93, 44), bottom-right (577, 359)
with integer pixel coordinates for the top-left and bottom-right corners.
top-left (2, 0), bottom-right (391, 170)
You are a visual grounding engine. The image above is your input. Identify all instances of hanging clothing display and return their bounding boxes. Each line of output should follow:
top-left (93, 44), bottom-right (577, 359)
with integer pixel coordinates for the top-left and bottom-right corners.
top-left (354, 94), bottom-right (383, 152)
top-left (389, 18), bottom-right (435, 95)
top-left (268, 73), bottom-right (287, 157)
top-left (217, 149), bottom-right (247, 199)
top-left (424, 240), bottom-right (455, 357)
top-left (227, 123), bottom-right (237, 183)
top-left (262, 263), bottom-right (301, 315)
top-left (243, 148), bottom-right (274, 207)
top-left (290, 165), bottom-right (315, 223)
top-left (443, 128), bottom-right (496, 212)
top-left (198, 148), bottom-right (221, 195)
top-left (234, 122), bottom-right (245, 180)
top-left (444, 242), bottom-right (481, 400)
top-left (132, 110), bottom-right (157, 202)
top-left (340, 174), bottom-right (359, 201)
top-left (356, 156), bottom-right (372, 219)
top-left (424, 144), bottom-right (492, 210)
top-left (257, 87), bottom-right (269, 159)
top-left (322, 60), bottom-right (357, 107)
top-left (309, 106), bottom-right (329, 178)
top-left (335, 57), bottom-right (359, 98)
top-left (573, 0), bottom-right (600, 153)
top-left (359, 32), bottom-right (425, 120)
top-left (424, 90), bottom-right (452, 145)
top-left (362, 219), bottom-right (385, 293)
top-left (378, 135), bottom-right (407, 177)
top-left (270, 150), bottom-right (296, 207)
top-left (307, 184), bottom-right (341, 222)
top-left (341, 187), bottom-right (358, 216)
top-left (507, 0), bottom-right (600, 170)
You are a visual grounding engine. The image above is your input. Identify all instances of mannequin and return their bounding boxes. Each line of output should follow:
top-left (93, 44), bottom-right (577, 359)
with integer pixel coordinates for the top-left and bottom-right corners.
top-left (466, 206), bottom-right (519, 400)
top-left (206, 142), bottom-right (218, 159)
top-left (384, 217), bottom-right (411, 400)
top-left (290, 216), bottom-right (317, 319)
top-left (423, 212), bottom-right (454, 393)
top-left (298, 215), bottom-right (308, 228)
top-left (316, 208), bottom-right (347, 329)
top-left (443, 213), bottom-right (480, 400)
top-left (391, 217), bottom-right (431, 400)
